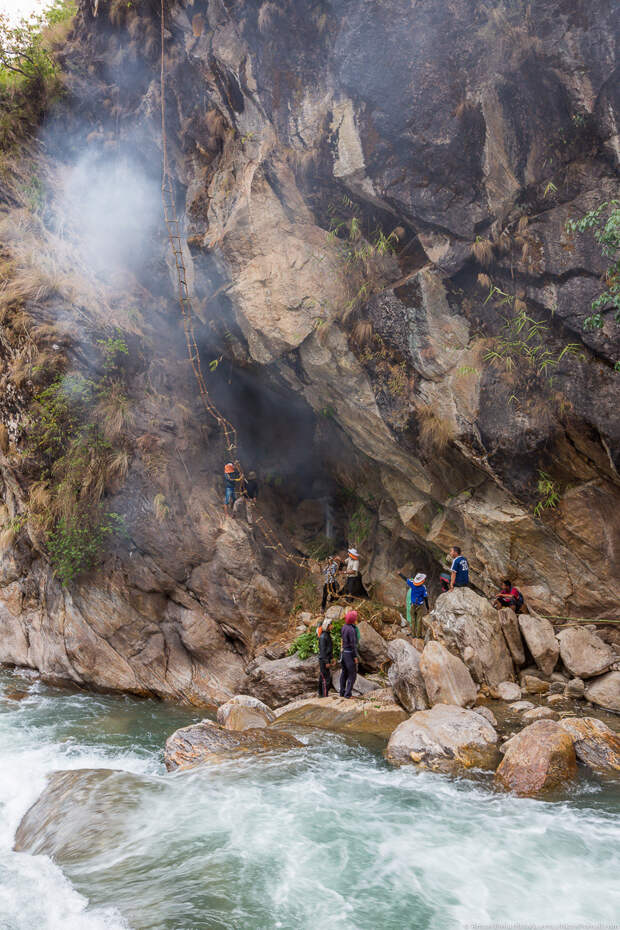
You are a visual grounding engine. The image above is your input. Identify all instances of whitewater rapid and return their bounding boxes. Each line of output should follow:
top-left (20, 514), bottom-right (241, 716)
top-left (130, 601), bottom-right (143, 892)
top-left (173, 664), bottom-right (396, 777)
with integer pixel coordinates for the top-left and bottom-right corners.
top-left (0, 668), bottom-right (619, 930)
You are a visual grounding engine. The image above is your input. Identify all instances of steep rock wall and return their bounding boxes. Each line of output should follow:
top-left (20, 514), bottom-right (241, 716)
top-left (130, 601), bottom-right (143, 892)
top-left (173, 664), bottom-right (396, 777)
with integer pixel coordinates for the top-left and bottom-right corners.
top-left (0, 0), bottom-right (619, 701)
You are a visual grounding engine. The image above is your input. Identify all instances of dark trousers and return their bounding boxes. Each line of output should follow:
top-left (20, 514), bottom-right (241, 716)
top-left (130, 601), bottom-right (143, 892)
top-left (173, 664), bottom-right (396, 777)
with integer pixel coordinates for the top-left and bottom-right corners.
top-left (339, 651), bottom-right (357, 698)
top-left (321, 582), bottom-right (339, 610)
top-left (318, 660), bottom-right (332, 697)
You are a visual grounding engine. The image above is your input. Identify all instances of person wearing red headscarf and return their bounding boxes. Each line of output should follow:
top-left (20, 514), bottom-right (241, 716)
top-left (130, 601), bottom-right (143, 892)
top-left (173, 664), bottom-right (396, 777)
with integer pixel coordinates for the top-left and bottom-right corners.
top-left (339, 610), bottom-right (359, 698)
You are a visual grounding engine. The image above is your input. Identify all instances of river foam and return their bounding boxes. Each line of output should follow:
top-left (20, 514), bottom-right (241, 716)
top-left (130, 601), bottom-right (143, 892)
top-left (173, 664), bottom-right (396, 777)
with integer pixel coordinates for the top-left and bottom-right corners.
top-left (1, 670), bottom-right (619, 930)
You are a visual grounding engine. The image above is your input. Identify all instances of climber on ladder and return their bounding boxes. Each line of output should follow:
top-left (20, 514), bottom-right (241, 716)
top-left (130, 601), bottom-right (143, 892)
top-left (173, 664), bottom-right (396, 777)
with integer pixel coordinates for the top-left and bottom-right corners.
top-left (224, 462), bottom-right (241, 513)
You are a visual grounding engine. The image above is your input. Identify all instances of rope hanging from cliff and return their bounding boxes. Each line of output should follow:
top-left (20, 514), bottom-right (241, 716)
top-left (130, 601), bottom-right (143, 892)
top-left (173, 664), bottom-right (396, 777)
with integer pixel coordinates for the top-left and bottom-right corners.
top-left (158, 0), bottom-right (308, 571)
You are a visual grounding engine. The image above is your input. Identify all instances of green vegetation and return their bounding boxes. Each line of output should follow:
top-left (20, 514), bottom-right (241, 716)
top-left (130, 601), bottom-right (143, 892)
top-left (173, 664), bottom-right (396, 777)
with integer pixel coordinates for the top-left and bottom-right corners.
top-left (0, 0), bottom-right (75, 148)
top-left (289, 619), bottom-right (345, 660)
top-left (565, 200), bottom-right (619, 333)
top-left (482, 283), bottom-right (583, 386)
top-left (534, 470), bottom-right (560, 518)
top-left (24, 332), bottom-right (131, 585)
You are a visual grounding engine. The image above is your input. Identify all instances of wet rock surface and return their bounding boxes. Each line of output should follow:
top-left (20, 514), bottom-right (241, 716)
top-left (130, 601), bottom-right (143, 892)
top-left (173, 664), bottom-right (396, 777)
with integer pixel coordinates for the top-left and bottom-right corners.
top-left (216, 695), bottom-right (275, 730)
top-left (495, 721), bottom-right (577, 797)
top-left (557, 717), bottom-right (620, 774)
top-left (164, 721), bottom-right (302, 771)
top-left (386, 704), bottom-right (499, 772)
top-left (273, 695), bottom-right (407, 740)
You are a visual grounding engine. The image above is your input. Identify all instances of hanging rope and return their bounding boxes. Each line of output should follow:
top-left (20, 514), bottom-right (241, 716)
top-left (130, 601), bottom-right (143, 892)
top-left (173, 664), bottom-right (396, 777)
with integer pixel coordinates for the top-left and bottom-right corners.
top-left (159, 0), bottom-right (307, 570)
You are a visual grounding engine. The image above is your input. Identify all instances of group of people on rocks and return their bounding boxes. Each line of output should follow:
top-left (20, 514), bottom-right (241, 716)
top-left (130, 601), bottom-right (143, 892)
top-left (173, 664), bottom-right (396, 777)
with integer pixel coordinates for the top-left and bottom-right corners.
top-left (316, 543), bottom-right (526, 697)
top-left (317, 610), bottom-right (360, 699)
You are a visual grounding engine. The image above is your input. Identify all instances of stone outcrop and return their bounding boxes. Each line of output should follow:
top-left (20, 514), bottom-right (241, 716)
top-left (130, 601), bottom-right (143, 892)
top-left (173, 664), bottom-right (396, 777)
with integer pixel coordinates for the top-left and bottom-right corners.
top-left (356, 621), bottom-right (389, 673)
top-left (386, 639), bottom-right (428, 712)
top-left (386, 704), bottom-right (499, 772)
top-left (521, 674), bottom-right (550, 695)
top-left (429, 590), bottom-right (514, 687)
top-left (556, 627), bottom-right (616, 679)
top-left (13, 769), bottom-right (147, 858)
top-left (495, 721), bottom-right (577, 796)
top-left (273, 695), bottom-right (407, 740)
top-left (557, 717), bottom-right (620, 774)
top-left (164, 721), bottom-right (302, 771)
top-left (1, 0), bottom-right (619, 703)
top-left (497, 608), bottom-right (526, 666)
top-left (216, 695), bottom-right (275, 730)
top-left (419, 641), bottom-right (477, 708)
top-left (492, 681), bottom-right (521, 702)
top-left (245, 655), bottom-right (319, 708)
top-left (518, 616), bottom-right (559, 676)
top-left (584, 672), bottom-right (620, 714)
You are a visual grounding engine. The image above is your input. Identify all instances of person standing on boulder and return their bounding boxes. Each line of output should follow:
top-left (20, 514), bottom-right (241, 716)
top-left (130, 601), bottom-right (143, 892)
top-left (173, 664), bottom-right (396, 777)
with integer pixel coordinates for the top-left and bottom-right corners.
top-left (318, 617), bottom-right (335, 697)
top-left (398, 572), bottom-right (430, 638)
top-left (449, 546), bottom-right (469, 589)
top-left (339, 610), bottom-right (359, 698)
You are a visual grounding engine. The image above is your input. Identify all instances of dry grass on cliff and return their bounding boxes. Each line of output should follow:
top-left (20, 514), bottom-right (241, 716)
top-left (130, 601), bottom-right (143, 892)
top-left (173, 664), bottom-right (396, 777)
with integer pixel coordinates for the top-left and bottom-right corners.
top-left (472, 237), bottom-right (494, 266)
top-left (416, 403), bottom-right (456, 451)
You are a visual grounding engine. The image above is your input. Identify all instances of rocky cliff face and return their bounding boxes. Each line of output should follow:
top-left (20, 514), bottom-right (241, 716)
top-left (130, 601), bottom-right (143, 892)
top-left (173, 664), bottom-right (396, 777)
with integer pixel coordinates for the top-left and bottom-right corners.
top-left (0, 0), bottom-right (618, 701)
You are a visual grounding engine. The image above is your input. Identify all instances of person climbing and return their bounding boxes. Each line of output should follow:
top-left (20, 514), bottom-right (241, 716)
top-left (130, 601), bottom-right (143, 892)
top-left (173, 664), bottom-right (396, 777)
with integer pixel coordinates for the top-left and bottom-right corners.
top-left (339, 610), bottom-right (359, 698)
top-left (318, 617), bottom-right (335, 697)
top-left (224, 463), bottom-right (241, 512)
top-left (398, 571), bottom-right (430, 638)
top-left (449, 545), bottom-right (469, 589)
top-left (343, 548), bottom-right (367, 599)
top-left (493, 579), bottom-right (524, 613)
top-left (321, 555), bottom-right (341, 611)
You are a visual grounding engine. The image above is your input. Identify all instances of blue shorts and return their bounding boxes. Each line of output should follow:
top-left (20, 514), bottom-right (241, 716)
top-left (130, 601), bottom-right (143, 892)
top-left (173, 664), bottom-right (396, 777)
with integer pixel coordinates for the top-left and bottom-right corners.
top-left (225, 486), bottom-right (236, 506)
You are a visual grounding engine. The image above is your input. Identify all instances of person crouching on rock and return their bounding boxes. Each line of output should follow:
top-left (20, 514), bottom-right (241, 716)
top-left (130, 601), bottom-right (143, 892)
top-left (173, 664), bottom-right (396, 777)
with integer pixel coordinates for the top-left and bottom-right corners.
top-left (493, 579), bottom-right (524, 614)
top-left (339, 610), bottom-right (359, 699)
top-left (318, 617), bottom-right (335, 698)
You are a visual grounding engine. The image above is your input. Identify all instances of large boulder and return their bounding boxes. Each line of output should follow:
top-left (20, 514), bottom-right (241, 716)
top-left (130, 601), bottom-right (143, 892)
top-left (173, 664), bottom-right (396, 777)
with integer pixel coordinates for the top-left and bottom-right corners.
top-left (216, 695), bottom-right (275, 730)
top-left (518, 615), bottom-right (559, 676)
top-left (14, 769), bottom-right (147, 858)
top-left (357, 621), bottom-right (389, 672)
top-left (429, 589), bottom-right (514, 686)
top-left (273, 695), bottom-right (407, 739)
top-left (164, 722), bottom-right (302, 770)
top-left (584, 671), bottom-right (620, 713)
top-left (556, 627), bottom-right (616, 679)
top-left (495, 721), bottom-right (577, 796)
top-left (386, 639), bottom-right (428, 712)
top-left (330, 669), bottom-right (380, 696)
top-left (419, 641), bottom-right (477, 708)
top-left (497, 608), bottom-right (526, 665)
top-left (557, 717), bottom-right (620, 774)
top-left (245, 654), bottom-right (318, 707)
top-left (385, 704), bottom-right (499, 772)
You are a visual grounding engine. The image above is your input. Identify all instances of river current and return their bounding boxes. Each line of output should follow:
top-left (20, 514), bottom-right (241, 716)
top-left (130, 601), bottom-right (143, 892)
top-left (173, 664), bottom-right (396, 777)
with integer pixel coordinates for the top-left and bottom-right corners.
top-left (0, 668), bottom-right (619, 930)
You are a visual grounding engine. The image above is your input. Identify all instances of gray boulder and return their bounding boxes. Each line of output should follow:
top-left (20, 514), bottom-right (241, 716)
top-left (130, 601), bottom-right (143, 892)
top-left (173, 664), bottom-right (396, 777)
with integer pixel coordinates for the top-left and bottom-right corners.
top-left (386, 704), bottom-right (499, 772)
top-left (584, 671), bottom-right (620, 713)
top-left (497, 607), bottom-right (526, 665)
top-left (556, 627), bottom-right (616, 679)
top-left (216, 695), bottom-right (275, 730)
top-left (245, 654), bottom-right (318, 707)
top-left (386, 638), bottom-right (428, 712)
top-left (419, 641), bottom-right (477, 708)
top-left (492, 681), bottom-right (522, 702)
top-left (429, 589), bottom-right (514, 686)
top-left (357, 620), bottom-right (389, 673)
top-left (164, 722), bottom-right (302, 770)
top-left (518, 615), bottom-right (559, 676)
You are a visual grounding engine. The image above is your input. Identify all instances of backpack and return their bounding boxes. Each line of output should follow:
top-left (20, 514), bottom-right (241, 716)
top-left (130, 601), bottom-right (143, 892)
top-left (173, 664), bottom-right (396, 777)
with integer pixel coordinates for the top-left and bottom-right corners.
top-left (514, 589), bottom-right (524, 610)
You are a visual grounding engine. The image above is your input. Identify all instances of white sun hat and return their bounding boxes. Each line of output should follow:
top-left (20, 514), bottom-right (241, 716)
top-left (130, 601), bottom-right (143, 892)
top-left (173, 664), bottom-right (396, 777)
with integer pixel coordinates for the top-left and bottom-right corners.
top-left (413, 573), bottom-right (427, 585)
top-left (348, 548), bottom-right (359, 558)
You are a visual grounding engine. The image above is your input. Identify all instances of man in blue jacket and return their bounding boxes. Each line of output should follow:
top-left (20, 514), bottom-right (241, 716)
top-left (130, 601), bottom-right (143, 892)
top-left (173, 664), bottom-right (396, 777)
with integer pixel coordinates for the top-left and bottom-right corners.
top-left (449, 546), bottom-right (469, 589)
